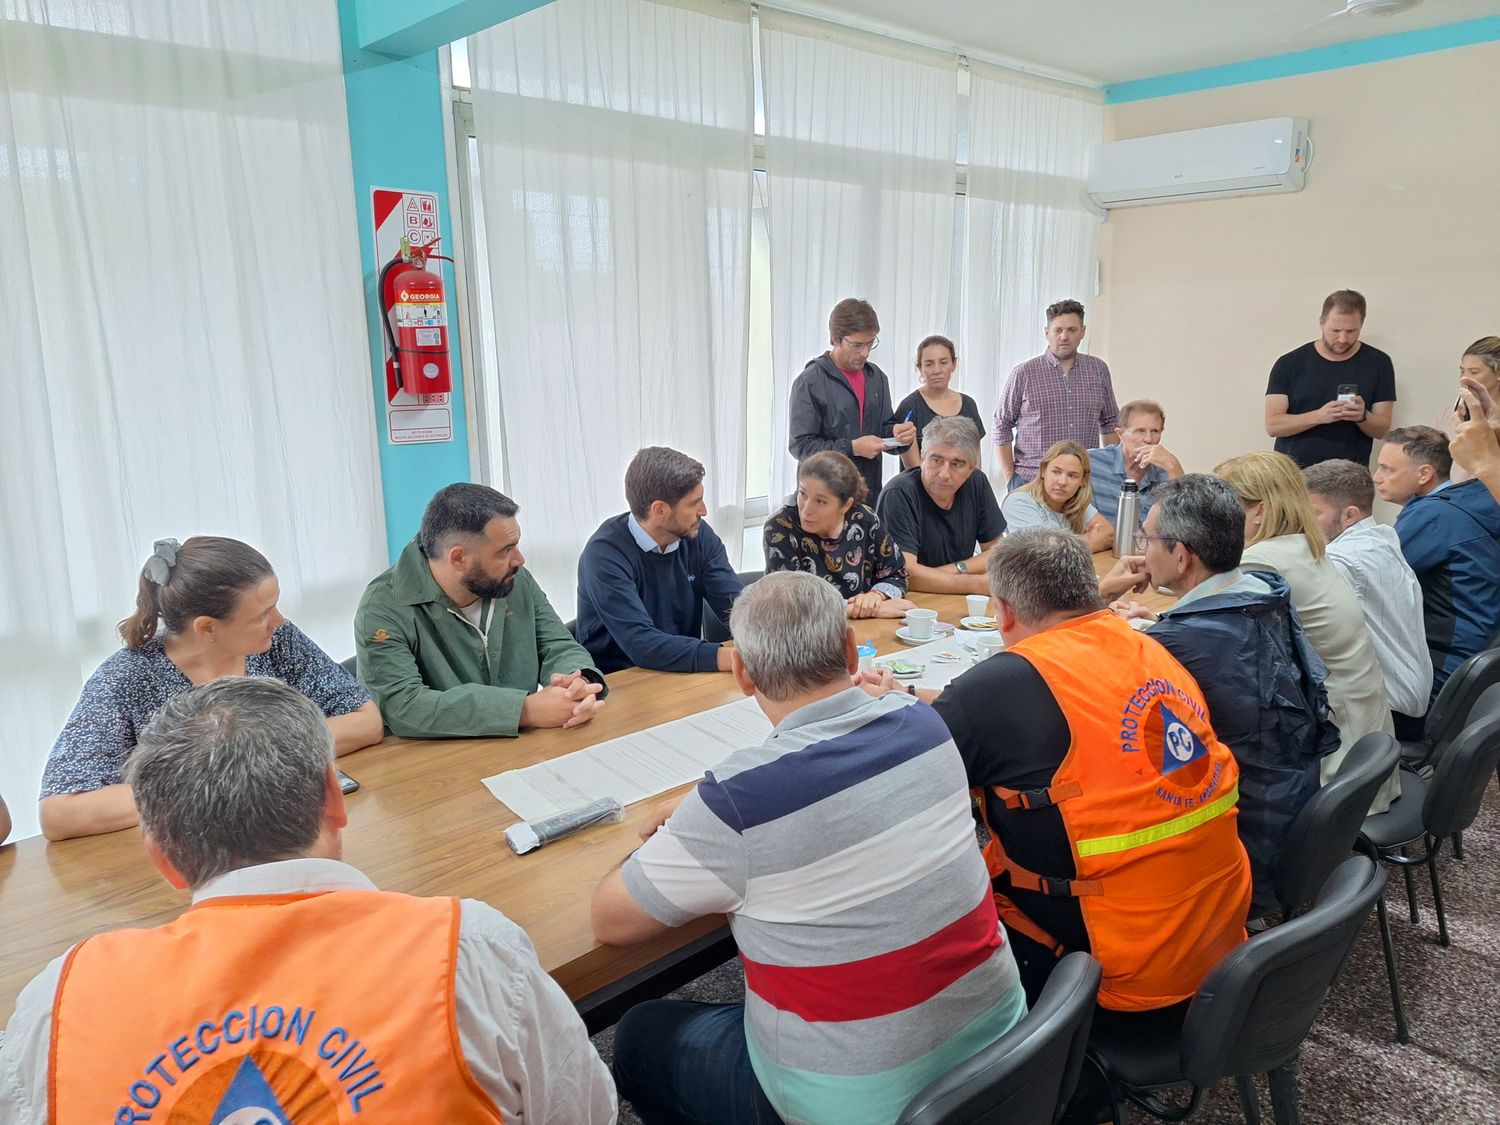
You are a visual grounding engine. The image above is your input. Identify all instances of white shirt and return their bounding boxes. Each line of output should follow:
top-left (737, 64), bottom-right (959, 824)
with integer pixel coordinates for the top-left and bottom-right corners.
top-left (0, 858), bottom-right (617, 1124)
top-left (1326, 517), bottom-right (1433, 716)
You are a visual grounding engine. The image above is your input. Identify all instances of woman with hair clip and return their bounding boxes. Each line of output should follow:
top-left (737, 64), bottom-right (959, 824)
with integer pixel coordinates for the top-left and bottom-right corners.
top-left (763, 451), bottom-right (914, 618)
top-left (892, 335), bottom-right (988, 469)
top-left (1215, 451), bottom-right (1399, 812)
top-left (1000, 440), bottom-right (1114, 551)
top-left (39, 537), bottom-right (383, 841)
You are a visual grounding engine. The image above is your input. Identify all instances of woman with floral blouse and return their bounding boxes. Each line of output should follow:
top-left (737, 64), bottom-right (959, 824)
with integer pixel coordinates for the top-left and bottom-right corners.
top-left (763, 451), bottom-right (914, 619)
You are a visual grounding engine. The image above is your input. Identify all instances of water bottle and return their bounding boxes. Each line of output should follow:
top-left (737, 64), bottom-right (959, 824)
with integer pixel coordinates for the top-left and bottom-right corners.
top-left (1114, 480), bottom-right (1141, 557)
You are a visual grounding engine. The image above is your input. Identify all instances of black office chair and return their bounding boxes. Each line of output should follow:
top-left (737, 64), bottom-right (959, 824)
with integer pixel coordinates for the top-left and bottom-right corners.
top-left (563, 618), bottom-right (578, 639)
top-left (340, 655), bottom-right (358, 675)
top-left (1358, 698), bottom-right (1500, 1043)
top-left (1399, 648), bottom-right (1500, 771)
top-left (1275, 732), bottom-right (1399, 919)
top-left (701, 569), bottom-right (763, 644)
top-left (1087, 856), bottom-right (1386, 1125)
top-left (896, 953), bottom-right (1102, 1125)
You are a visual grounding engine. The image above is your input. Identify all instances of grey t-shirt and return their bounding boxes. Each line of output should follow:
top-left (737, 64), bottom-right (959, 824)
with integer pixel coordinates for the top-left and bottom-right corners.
top-left (1001, 489), bottom-right (1099, 533)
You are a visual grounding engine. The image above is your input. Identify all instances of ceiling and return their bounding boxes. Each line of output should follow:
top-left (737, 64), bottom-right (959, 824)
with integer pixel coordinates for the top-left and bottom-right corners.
top-left (777, 0), bottom-right (1500, 85)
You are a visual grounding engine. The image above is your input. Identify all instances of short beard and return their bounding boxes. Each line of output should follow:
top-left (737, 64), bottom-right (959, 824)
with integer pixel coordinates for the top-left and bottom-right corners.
top-left (463, 563), bottom-right (515, 600)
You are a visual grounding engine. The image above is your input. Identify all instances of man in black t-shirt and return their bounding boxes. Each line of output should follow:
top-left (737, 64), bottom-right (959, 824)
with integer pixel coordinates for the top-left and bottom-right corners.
top-left (1264, 289), bottom-right (1396, 468)
top-left (874, 416), bottom-right (1005, 596)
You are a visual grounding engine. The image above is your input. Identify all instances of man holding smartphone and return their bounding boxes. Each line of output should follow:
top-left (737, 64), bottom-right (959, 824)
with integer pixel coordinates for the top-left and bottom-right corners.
top-left (1264, 289), bottom-right (1396, 468)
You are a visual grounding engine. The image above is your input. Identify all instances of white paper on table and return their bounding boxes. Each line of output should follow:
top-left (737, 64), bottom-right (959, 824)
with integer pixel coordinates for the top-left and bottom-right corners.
top-left (873, 633), bottom-right (996, 690)
top-left (483, 696), bottom-right (774, 822)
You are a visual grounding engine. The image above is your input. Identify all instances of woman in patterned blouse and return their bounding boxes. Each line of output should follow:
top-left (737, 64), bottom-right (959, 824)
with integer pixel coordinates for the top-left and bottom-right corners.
top-left (39, 536), bottom-right (383, 842)
top-left (763, 452), bottom-right (914, 618)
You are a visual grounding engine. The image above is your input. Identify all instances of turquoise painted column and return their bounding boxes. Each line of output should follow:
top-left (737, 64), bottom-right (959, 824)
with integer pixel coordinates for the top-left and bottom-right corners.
top-left (338, 9), bottom-right (470, 561)
top-left (338, 0), bottom-right (554, 559)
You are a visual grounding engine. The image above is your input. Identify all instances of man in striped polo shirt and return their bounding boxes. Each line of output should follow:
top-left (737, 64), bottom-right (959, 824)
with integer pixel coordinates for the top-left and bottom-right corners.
top-left (593, 571), bottom-right (1026, 1124)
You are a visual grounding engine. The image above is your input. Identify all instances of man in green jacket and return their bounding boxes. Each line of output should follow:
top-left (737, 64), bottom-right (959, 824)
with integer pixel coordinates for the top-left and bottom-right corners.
top-left (356, 483), bottom-right (607, 738)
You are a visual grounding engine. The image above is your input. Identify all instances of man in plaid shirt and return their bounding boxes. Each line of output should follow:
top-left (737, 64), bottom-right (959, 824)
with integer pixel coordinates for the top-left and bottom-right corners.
top-left (993, 299), bottom-right (1120, 488)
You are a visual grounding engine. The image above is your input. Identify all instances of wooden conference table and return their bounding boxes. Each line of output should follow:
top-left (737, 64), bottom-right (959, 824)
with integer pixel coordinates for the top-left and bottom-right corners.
top-left (0, 554), bottom-right (1174, 1025)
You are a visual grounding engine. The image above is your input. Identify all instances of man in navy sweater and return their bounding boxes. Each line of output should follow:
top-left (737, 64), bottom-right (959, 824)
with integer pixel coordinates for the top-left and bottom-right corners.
top-left (577, 447), bottom-right (743, 673)
top-left (1377, 426), bottom-right (1500, 703)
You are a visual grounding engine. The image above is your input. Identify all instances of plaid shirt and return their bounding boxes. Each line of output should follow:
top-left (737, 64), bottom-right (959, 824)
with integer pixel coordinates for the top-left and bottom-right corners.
top-left (993, 351), bottom-right (1119, 480)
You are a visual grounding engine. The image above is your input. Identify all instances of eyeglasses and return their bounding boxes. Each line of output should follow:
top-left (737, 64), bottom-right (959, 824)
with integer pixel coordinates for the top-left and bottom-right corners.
top-left (1135, 535), bottom-right (1181, 550)
top-left (841, 336), bottom-right (879, 353)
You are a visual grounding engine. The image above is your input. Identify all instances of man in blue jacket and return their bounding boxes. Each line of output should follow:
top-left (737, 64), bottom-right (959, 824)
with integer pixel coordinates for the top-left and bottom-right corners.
top-left (1102, 474), bottom-right (1339, 915)
top-left (1377, 426), bottom-right (1500, 698)
top-left (577, 447), bottom-right (743, 674)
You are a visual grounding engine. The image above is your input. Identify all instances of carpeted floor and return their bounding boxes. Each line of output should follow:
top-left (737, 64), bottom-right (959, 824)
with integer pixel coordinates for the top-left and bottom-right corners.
top-left (593, 780), bottom-right (1500, 1124)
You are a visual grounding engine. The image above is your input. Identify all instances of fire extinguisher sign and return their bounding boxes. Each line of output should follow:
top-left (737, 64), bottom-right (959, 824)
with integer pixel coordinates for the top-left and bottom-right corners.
top-left (372, 188), bottom-right (453, 445)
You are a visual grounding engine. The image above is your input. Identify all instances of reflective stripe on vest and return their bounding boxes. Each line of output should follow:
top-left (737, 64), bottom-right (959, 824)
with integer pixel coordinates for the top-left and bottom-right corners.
top-left (1077, 784), bottom-right (1241, 857)
top-left (985, 610), bottom-right (1251, 1012)
top-left (49, 890), bottom-right (504, 1124)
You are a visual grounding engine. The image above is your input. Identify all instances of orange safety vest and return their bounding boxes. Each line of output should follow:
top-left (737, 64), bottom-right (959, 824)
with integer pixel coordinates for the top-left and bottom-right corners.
top-left (50, 890), bottom-right (503, 1124)
top-left (975, 610), bottom-right (1251, 1012)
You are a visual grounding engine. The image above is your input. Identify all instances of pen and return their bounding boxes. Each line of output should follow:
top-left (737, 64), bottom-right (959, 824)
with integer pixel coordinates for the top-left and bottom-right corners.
top-left (904, 411), bottom-right (913, 421)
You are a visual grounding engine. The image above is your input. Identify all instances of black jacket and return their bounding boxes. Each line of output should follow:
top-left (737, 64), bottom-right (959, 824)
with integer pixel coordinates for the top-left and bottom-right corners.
top-left (1147, 571), bottom-right (1340, 914)
top-left (788, 353), bottom-right (899, 500)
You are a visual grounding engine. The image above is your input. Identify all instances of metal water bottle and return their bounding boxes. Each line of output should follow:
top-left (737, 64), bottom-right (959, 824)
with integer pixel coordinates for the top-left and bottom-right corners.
top-left (1114, 480), bottom-right (1141, 557)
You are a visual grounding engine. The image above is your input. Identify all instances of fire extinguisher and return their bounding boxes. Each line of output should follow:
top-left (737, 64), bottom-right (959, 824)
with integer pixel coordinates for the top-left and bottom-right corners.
top-left (378, 240), bottom-right (454, 398)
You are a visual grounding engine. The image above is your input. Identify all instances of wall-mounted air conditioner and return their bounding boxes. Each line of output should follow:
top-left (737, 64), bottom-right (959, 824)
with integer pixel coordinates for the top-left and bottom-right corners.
top-left (1086, 117), bottom-right (1311, 209)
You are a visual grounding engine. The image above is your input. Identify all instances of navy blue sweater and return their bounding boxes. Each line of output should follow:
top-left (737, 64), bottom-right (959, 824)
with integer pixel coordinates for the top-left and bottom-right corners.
top-left (576, 514), bottom-right (743, 673)
top-left (1395, 479), bottom-right (1500, 694)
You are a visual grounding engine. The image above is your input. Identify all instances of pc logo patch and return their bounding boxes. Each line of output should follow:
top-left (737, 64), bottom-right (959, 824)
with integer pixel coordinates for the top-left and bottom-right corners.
top-left (211, 1057), bottom-right (292, 1125)
top-left (1158, 704), bottom-right (1208, 777)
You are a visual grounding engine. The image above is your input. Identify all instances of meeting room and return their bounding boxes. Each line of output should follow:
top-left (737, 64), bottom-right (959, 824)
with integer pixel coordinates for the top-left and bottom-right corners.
top-left (3, 1), bottom-right (1500, 1122)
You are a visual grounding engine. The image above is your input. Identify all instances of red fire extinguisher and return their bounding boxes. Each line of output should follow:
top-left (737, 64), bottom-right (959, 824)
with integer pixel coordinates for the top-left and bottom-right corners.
top-left (378, 240), bottom-right (454, 398)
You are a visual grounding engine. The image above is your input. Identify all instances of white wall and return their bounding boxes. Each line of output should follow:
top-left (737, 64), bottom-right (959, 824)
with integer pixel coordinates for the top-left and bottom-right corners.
top-left (1090, 42), bottom-right (1500, 482)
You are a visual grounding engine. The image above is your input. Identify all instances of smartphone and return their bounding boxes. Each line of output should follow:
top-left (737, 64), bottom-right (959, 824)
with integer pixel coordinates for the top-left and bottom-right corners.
top-left (337, 769), bottom-right (361, 795)
top-left (1336, 383), bottom-right (1358, 403)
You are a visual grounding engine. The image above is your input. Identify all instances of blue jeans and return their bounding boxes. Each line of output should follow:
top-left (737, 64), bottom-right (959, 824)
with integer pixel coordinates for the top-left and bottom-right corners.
top-left (613, 1001), bottom-right (783, 1124)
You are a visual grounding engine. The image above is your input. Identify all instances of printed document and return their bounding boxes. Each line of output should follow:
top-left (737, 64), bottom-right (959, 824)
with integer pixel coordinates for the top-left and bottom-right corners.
top-left (484, 696), bottom-right (773, 822)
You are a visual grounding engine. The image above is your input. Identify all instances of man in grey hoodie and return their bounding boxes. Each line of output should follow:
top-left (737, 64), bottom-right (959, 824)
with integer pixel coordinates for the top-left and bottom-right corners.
top-left (788, 297), bottom-right (917, 502)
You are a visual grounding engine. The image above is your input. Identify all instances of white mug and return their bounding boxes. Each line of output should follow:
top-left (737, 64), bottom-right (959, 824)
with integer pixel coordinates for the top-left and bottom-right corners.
top-left (976, 633), bottom-right (1004, 656)
top-left (904, 608), bottom-right (938, 640)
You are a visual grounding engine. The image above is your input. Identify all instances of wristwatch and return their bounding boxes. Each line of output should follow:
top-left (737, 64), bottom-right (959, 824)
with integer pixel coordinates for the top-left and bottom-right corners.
top-left (906, 684), bottom-right (918, 697)
top-left (955, 560), bottom-right (969, 574)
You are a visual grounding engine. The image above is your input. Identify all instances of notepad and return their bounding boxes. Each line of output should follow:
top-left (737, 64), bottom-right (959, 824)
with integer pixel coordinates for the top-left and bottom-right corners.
top-left (483, 697), bottom-right (774, 822)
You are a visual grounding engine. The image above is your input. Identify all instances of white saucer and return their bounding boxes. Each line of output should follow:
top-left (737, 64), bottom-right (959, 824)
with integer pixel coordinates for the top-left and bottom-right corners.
top-left (894, 626), bottom-right (941, 645)
top-left (960, 616), bottom-right (999, 632)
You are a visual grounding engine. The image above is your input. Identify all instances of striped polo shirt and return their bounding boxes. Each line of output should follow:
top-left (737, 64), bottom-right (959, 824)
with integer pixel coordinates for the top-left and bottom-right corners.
top-left (622, 688), bottom-right (1026, 1124)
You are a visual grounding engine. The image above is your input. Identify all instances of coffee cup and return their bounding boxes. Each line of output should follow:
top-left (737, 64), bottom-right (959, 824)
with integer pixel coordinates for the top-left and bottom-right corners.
top-left (966, 594), bottom-right (989, 619)
top-left (904, 608), bottom-right (938, 640)
top-left (975, 633), bottom-right (1004, 656)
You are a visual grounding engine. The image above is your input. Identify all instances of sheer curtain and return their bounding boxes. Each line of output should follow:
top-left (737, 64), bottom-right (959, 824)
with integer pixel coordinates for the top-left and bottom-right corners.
top-left (961, 63), bottom-right (1104, 445)
top-left (759, 11), bottom-right (960, 503)
top-left (0, 1), bottom-right (384, 840)
top-left (468, 0), bottom-right (753, 615)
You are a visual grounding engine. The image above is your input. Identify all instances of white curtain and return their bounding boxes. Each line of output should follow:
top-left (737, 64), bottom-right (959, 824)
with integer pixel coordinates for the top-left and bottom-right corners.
top-left (759, 11), bottom-right (960, 503)
top-left (0, 1), bottom-right (384, 840)
top-left (961, 62), bottom-right (1103, 447)
top-left (468, 0), bottom-right (753, 616)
